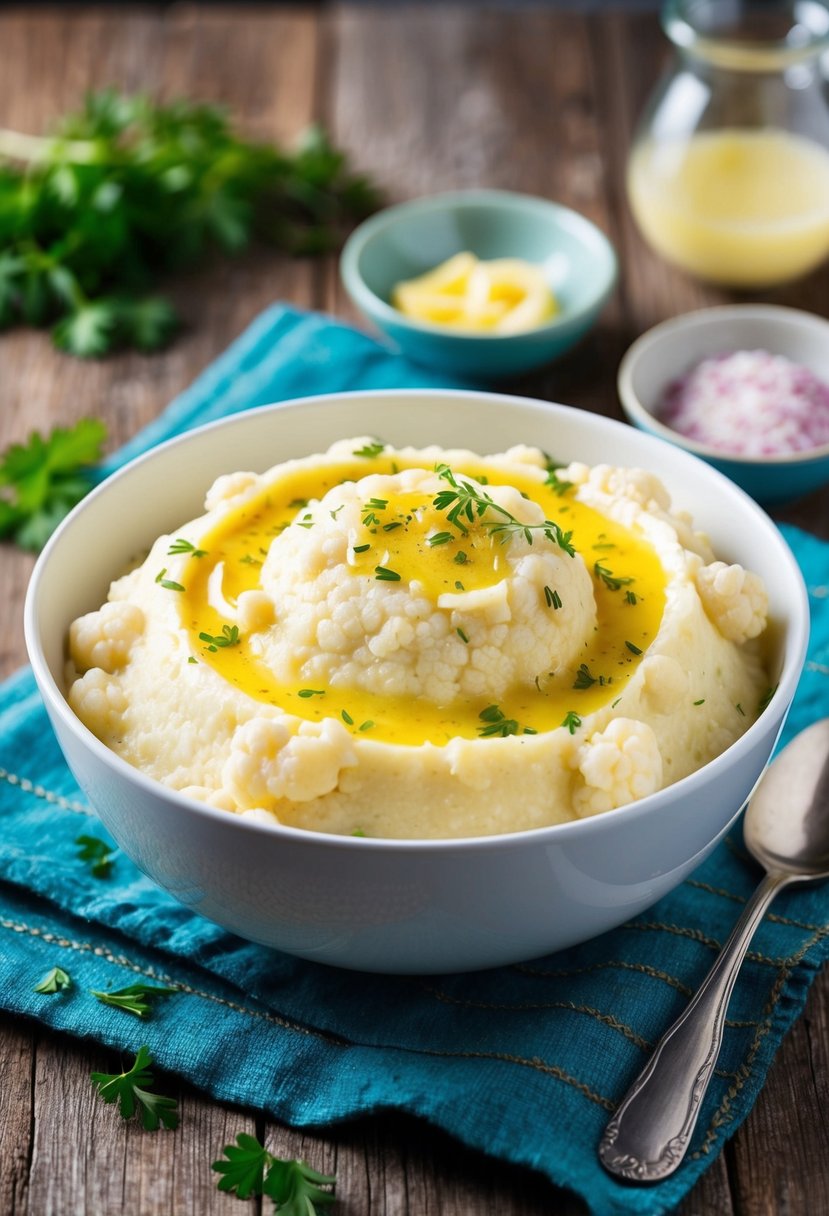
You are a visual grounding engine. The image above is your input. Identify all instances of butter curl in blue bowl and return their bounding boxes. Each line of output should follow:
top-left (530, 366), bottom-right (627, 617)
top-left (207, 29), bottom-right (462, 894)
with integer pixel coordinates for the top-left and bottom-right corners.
top-left (340, 189), bottom-right (617, 378)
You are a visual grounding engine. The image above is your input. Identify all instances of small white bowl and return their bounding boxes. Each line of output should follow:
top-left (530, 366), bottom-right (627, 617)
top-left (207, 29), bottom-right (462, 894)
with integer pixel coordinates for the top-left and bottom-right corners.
top-left (618, 305), bottom-right (829, 506)
top-left (24, 390), bottom-right (808, 973)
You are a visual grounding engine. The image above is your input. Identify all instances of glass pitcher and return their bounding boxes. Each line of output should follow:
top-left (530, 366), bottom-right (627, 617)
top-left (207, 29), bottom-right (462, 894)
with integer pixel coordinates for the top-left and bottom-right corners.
top-left (626, 0), bottom-right (829, 287)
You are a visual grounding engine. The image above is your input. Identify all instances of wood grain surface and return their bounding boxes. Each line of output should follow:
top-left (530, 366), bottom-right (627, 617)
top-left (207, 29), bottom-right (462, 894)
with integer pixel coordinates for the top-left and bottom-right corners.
top-left (0, 5), bottom-right (827, 1214)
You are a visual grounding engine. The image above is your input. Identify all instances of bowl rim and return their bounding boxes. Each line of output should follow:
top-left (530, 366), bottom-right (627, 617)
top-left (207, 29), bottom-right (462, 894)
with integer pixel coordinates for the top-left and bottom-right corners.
top-left (25, 387), bottom-right (809, 855)
top-left (617, 304), bottom-right (829, 466)
top-left (340, 188), bottom-right (618, 343)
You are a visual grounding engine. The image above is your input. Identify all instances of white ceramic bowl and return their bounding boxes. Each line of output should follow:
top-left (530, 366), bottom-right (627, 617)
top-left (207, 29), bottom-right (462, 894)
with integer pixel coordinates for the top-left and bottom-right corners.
top-left (24, 390), bottom-right (809, 973)
top-left (618, 305), bottom-right (829, 506)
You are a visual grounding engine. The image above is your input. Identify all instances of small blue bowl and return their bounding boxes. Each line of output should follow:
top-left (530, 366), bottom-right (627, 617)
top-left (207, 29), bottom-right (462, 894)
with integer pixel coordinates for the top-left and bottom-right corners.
top-left (340, 189), bottom-right (617, 378)
top-left (617, 305), bottom-right (829, 507)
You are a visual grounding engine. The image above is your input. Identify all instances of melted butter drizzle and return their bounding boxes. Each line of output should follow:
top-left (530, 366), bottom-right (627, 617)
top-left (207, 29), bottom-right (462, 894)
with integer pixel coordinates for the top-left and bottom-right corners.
top-left (181, 457), bottom-right (666, 745)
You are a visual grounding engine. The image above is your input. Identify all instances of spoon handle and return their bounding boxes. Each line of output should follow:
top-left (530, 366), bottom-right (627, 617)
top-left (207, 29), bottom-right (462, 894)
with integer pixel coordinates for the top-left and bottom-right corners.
top-left (598, 870), bottom-right (789, 1182)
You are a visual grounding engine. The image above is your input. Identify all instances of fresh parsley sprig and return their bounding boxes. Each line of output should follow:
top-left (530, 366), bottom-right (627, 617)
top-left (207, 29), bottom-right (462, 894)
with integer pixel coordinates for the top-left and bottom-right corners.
top-left (433, 464), bottom-right (575, 556)
top-left (212, 1133), bottom-right (336, 1214)
top-left (0, 418), bottom-right (106, 550)
top-left (90, 982), bottom-right (179, 1019)
top-left (0, 91), bottom-right (380, 356)
top-left (90, 1045), bottom-right (179, 1130)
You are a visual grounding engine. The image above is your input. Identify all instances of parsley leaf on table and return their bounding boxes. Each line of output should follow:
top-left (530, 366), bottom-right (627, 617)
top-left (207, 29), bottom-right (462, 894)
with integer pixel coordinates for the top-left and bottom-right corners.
top-left (0, 418), bottom-right (106, 550)
top-left (0, 90), bottom-right (380, 356)
top-left (213, 1133), bottom-right (336, 1213)
top-left (90, 982), bottom-right (179, 1019)
top-left (90, 1045), bottom-right (179, 1130)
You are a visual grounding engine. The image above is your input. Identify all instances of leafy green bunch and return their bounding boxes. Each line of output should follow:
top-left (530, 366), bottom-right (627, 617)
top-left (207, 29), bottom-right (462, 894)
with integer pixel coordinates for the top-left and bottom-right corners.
top-left (0, 89), bottom-right (379, 356)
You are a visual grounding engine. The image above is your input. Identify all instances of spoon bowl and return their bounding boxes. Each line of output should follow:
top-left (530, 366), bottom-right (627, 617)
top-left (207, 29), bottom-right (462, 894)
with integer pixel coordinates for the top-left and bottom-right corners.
top-left (745, 718), bottom-right (829, 878)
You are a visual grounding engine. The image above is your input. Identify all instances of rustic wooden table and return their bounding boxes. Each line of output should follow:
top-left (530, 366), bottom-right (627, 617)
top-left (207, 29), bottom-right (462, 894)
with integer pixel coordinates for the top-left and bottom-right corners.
top-left (0, 5), bottom-right (827, 1214)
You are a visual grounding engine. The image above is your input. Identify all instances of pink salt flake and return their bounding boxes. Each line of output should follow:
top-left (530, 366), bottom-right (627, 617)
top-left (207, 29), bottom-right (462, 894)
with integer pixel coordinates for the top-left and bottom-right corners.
top-left (657, 350), bottom-right (829, 457)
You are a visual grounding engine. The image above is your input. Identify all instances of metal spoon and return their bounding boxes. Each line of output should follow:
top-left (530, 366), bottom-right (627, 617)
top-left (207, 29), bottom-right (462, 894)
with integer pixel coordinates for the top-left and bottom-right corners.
top-left (599, 717), bottom-right (829, 1183)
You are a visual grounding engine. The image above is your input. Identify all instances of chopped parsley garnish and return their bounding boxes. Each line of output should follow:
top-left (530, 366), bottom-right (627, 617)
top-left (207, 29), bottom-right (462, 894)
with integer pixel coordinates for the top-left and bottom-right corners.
top-left (295, 512), bottom-right (315, 529)
top-left (593, 561), bottom-right (634, 591)
top-left (453, 550), bottom-right (468, 565)
top-left (239, 553), bottom-right (262, 566)
top-left (428, 531), bottom-right (453, 547)
top-left (561, 711), bottom-right (582, 734)
top-left (454, 580), bottom-right (465, 591)
top-left (330, 504), bottom-right (345, 520)
top-left (90, 1045), bottom-right (178, 1131)
top-left (352, 543), bottom-right (371, 553)
top-left (167, 537), bottom-right (206, 557)
top-left (375, 565), bottom-right (401, 582)
top-left (573, 663), bottom-right (600, 690)
top-left (34, 966), bottom-right (71, 994)
top-left (544, 467), bottom-right (574, 495)
top-left (288, 498), bottom-right (309, 509)
top-left (477, 704), bottom-right (521, 737)
top-left (155, 568), bottom-right (185, 592)
top-left (341, 709), bottom-right (354, 725)
top-left (359, 720), bottom-right (374, 731)
top-left (297, 688), bottom-right (325, 698)
top-left (625, 590), bottom-right (639, 605)
top-left (353, 440), bottom-right (385, 458)
top-left (625, 640), bottom-right (643, 655)
top-left (91, 982), bottom-right (179, 1019)
top-left (382, 521), bottom-right (402, 532)
top-left (457, 627), bottom-right (469, 644)
top-left (544, 586), bottom-right (562, 610)
top-left (76, 834), bottom-right (114, 878)
top-left (694, 698), bottom-right (705, 705)
top-left (187, 656), bottom-right (198, 664)
top-left (199, 625), bottom-right (240, 650)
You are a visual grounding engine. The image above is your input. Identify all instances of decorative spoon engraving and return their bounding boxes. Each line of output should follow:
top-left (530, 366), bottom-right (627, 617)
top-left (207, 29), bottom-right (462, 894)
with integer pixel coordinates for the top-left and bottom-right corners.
top-left (599, 718), bottom-right (829, 1183)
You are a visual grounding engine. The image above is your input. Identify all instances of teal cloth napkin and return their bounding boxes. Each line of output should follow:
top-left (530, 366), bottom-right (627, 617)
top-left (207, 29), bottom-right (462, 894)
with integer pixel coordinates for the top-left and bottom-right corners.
top-left (2, 304), bottom-right (828, 1216)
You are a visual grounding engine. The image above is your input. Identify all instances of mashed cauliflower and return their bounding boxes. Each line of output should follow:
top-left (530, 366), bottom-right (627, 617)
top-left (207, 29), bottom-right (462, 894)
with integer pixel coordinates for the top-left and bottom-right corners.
top-left (65, 438), bottom-right (770, 839)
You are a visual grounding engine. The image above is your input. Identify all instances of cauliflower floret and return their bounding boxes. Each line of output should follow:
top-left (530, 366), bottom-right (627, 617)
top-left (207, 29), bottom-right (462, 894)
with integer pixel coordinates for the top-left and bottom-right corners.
top-left (583, 465), bottom-right (671, 511)
top-left (503, 444), bottom-right (547, 468)
top-left (204, 471), bottom-right (259, 512)
top-left (178, 784), bottom-right (238, 812)
top-left (237, 590), bottom-right (275, 633)
top-left (696, 561), bottom-right (768, 644)
top-left (573, 718), bottom-right (662, 818)
top-left (68, 668), bottom-right (129, 738)
top-left (222, 716), bottom-right (356, 807)
top-left (69, 602), bottom-right (145, 674)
